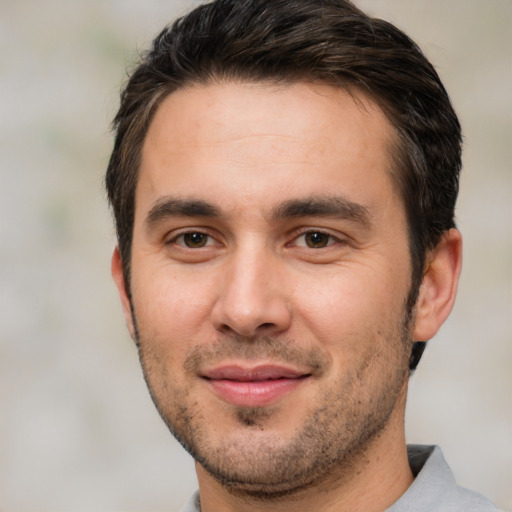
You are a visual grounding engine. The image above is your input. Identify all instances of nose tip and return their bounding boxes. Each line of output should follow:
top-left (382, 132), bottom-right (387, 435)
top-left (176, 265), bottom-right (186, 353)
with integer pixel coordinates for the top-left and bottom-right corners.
top-left (216, 315), bottom-right (286, 338)
top-left (213, 304), bottom-right (290, 338)
top-left (211, 263), bottom-right (292, 338)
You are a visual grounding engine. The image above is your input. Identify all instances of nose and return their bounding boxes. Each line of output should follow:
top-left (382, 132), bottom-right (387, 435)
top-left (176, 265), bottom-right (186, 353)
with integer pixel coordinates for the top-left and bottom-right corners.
top-left (211, 248), bottom-right (292, 338)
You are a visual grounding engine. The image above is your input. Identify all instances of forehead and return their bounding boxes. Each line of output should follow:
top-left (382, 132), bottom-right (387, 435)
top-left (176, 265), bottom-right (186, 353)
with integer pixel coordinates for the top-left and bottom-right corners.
top-left (137, 81), bottom-right (398, 217)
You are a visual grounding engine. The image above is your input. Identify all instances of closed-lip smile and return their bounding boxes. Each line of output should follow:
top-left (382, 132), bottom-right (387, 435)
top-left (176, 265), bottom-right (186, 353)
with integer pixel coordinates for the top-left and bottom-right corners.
top-left (201, 364), bottom-right (311, 407)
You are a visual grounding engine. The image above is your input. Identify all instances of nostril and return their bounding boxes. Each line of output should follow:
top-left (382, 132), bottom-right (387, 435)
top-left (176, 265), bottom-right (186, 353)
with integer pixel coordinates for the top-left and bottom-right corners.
top-left (211, 294), bottom-right (292, 338)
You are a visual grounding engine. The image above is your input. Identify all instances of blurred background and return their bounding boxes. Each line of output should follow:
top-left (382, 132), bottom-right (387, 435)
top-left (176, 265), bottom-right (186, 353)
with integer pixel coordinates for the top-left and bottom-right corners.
top-left (1, 0), bottom-right (511, 510)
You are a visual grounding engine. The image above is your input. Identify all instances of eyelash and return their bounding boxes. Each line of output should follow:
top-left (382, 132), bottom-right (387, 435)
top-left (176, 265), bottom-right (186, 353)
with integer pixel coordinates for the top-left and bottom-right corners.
top-left (166, 228), bottom-right (344, 250)
top-left (167, 230), bottom-right (218, 249)
top-left (290, 229), bottom-right (344, 249)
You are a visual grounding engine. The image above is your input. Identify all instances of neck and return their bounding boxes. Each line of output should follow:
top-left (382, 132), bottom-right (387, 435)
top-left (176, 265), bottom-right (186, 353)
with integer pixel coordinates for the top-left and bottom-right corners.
top-left (196, 387), bottom-right (413, 512)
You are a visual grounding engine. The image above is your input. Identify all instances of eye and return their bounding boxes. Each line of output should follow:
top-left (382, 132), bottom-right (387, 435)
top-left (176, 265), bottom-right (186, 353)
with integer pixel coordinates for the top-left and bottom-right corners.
top-left (173, 232), bottom-right (214, 248)
top-left (295, 231), bottom-right (337, 248)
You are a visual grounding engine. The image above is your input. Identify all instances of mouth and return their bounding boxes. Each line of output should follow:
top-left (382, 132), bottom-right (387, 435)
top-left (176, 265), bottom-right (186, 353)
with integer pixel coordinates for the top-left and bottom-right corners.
top-left (201, 364), bottom-right (312, 407)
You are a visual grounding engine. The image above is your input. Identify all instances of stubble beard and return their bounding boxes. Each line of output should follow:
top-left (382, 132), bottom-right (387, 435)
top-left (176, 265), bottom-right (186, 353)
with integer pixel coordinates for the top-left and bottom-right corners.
top-left (133, 310), bottom-right (413, 500)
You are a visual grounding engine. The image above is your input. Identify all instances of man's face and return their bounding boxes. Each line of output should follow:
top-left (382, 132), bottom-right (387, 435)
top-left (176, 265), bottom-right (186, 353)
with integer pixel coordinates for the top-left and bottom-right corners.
top-left (116, 81), bottom-right (416, 496)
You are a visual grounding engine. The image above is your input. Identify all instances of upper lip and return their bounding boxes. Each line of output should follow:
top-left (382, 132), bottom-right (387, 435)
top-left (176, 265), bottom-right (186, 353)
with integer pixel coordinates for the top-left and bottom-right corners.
top-left (202, 364), bottom-right (310, 381)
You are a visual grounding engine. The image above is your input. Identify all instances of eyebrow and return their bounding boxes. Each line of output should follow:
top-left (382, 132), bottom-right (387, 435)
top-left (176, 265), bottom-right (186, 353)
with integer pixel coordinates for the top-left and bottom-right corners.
top-left (144, 197), bottom-right (222, 230)
top-left (144, 194), bottom-right (372, 230)
top-left (272, 196), bottom-right (371, 226)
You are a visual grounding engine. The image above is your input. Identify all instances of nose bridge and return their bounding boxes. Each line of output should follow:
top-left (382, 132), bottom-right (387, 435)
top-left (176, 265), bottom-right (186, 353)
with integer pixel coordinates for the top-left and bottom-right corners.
top-left (212, 238), bottom-right (291, 337)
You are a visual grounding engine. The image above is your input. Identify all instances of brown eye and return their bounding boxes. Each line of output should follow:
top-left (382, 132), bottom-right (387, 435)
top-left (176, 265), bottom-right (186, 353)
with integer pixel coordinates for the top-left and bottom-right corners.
top-left (183, 232), bottom-right (209, 248)
top-left (304, 232), bottom-right (331, 248)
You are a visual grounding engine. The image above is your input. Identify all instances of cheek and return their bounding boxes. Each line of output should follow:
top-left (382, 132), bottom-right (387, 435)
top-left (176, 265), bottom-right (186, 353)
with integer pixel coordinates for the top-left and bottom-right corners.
top-left (291, 265), bottom-right (408, 362)
top-left (293, 265), bottom-right (399, 327)
top-left (130, 268), bottom-right (217, 367)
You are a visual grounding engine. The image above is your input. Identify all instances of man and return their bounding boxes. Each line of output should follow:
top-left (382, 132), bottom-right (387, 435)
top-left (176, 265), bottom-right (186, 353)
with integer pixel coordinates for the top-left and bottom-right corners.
top-left (106, 0), bottom-right (498, 510)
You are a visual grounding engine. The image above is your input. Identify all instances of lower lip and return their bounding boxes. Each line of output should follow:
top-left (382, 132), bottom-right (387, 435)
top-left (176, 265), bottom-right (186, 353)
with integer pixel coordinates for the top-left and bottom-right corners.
top-left (205, 377), bottom-right (308, 407)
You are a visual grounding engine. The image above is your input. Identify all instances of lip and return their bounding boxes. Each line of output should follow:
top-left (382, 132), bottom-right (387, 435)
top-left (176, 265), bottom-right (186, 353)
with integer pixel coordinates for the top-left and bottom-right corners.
top-left (202, 364), bottom-right (311, 407)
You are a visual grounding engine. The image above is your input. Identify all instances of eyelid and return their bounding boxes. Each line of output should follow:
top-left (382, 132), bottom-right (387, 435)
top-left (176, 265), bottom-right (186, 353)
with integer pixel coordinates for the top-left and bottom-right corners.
top-left (163, 226), bottom-right (348, 249)
top-left (165, 228), bottom-right (222, 248)
top-left (288, 227), bottom-right (346, 247)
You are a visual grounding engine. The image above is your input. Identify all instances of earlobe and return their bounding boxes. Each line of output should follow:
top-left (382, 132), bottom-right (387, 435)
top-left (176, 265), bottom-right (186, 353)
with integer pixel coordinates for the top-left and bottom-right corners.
top-left (111, 247), bottom-right (136, 340)
top-left (412, 229), bottom-right (463, 342)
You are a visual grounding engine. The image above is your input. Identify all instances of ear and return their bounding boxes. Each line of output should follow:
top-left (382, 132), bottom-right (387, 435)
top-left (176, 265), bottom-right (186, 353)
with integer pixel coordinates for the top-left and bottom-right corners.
top-left (413, 228), bottom-right (462, 341)
top-left (111, 246), bottom-right (136, 340)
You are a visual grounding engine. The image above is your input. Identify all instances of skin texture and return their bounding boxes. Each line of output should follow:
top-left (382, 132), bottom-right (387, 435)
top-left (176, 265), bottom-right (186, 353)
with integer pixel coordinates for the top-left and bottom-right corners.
top-left (112, 81), bottom-right (462, 512)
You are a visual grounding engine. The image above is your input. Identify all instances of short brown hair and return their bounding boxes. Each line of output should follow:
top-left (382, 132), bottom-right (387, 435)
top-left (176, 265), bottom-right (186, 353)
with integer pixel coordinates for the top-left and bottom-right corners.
top-left (106, 0), bottom-right (461, 313)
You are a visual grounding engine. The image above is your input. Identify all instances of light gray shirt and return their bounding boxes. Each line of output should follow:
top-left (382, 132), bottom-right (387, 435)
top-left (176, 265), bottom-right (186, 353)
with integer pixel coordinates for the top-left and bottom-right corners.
top-left (180, 445), bottom-right (497, 511)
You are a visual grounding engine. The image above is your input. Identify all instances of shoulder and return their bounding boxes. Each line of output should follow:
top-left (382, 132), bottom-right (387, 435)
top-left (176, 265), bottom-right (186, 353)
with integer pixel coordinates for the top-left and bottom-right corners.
top-left (387, 445), bottom-right (498, 512)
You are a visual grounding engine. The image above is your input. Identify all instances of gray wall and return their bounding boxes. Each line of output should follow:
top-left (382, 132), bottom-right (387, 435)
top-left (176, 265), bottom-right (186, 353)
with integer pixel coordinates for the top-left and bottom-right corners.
top-left (1, 1), bottom-right (511, 510)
